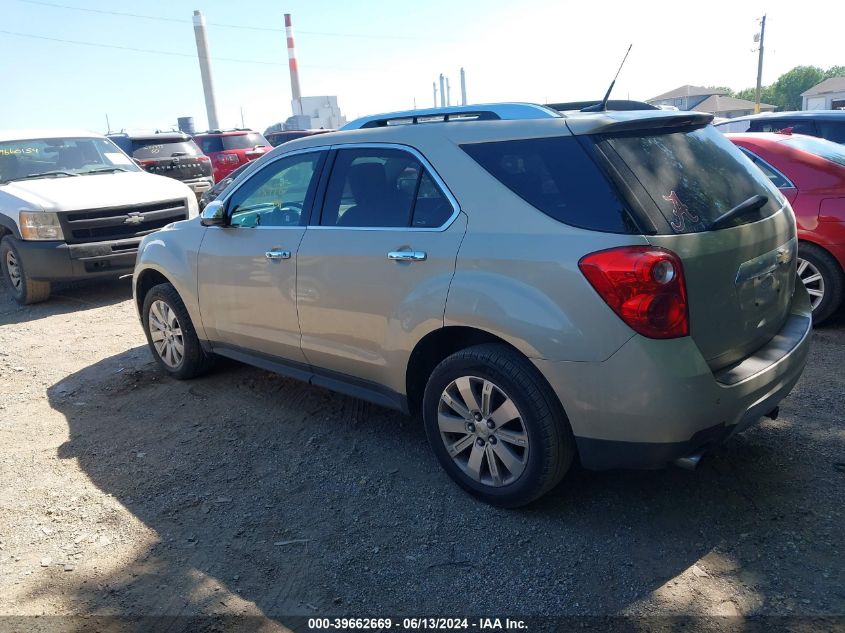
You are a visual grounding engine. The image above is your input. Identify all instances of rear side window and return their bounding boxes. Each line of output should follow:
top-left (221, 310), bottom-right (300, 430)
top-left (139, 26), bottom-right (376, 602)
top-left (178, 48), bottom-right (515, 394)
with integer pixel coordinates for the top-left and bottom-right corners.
top-left (461, 136), bottom-right (636, 233)
top-left (737, 147), bottom-right (793, 189)
top-left (129, 140), bottom-right (201, 159)
top-left (603, 125), bottom-right (782, 233)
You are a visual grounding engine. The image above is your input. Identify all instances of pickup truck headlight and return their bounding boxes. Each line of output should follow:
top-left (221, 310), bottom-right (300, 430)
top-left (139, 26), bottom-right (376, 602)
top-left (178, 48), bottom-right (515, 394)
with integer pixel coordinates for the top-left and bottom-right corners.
top-left (19, 211), bottom-right (65, 240)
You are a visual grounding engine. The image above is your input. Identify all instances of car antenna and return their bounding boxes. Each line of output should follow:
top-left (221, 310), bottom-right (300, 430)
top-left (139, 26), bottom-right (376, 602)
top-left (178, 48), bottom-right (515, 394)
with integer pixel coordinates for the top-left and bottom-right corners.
top-left (581, 44), bottom-right (633, 112)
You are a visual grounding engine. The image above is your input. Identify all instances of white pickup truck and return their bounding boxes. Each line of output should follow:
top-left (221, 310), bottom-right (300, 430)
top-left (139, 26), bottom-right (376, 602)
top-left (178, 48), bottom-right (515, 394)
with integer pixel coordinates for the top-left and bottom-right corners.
top-left (0, 129), bottom-right (198, 304)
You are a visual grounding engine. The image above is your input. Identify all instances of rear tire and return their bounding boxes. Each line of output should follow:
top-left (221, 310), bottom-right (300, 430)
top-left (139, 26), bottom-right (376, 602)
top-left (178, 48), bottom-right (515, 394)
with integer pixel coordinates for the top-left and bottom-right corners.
top-left (0, 236), bottom-right (51, 305)
top-left (798, 242), bottom-right (843, 325)
top-left (141, 282), bottom-right (211, 379)
top-left (422, 343), bottom-right (574, 507)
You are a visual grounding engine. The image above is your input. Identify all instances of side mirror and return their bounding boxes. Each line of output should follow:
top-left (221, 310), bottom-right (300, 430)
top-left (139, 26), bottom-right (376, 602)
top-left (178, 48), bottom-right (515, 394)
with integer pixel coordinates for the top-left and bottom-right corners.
top-left (200, 200), bottom-right (228, 227)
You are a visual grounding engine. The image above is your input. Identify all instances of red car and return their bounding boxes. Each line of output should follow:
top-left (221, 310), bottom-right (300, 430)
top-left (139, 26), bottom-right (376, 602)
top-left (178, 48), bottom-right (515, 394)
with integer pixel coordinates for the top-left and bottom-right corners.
top-left (193, 129), bottom-right (271, 181)
top-left (728, 132), bottom-right (845, 323)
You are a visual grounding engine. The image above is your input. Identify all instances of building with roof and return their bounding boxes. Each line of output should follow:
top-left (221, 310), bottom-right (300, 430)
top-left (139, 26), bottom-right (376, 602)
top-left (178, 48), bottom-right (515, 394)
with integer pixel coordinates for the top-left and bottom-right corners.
top-left (802, 77), bottom-right (845, 111)
top-left (647, 85), bottom-right (774, 118)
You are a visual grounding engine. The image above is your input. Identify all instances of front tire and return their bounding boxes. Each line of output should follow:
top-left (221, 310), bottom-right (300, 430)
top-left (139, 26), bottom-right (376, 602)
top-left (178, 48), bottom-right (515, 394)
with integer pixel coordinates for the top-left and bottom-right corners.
top-left (422, 344), bottom-right (574, 507)
top-left (0, 236), bottom-right (51, 305)
top-left (798, 242), bottom-right (844, 325)
top-left (141, 282), bottom-right (211, 379)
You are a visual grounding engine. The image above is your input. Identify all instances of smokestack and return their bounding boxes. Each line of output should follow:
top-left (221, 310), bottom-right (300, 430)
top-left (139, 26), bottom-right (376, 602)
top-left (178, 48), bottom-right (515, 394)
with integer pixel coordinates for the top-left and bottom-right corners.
top-left (432, 82), bottom-right (438, 108)
top-left (460, 67), bottom-right (467, 105)
top-left (439, 74), bottom-right (445, 108)
top-left (446, 77), bottom-right (451, 106)
top-left (192, 10), bottom-right (220, 130)
top-left (285, 13), bottom-right (303, 115)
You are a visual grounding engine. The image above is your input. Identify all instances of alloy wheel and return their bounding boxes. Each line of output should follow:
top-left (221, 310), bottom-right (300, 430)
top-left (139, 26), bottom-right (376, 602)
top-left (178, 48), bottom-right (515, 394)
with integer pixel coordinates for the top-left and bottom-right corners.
top-left (438, 376), bottom-right (529, 487)
top-left (5, 250), bottom-right (21, 290)
top-left (797, 257), bottom-right (825, 310)
top-left (148, 300), bottom-right (184, 368)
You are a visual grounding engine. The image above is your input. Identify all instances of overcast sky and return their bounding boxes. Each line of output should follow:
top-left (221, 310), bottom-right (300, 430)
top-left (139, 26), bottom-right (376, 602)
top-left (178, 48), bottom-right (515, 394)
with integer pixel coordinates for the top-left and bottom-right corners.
top-left (2, 0), bottom-right (842, 134)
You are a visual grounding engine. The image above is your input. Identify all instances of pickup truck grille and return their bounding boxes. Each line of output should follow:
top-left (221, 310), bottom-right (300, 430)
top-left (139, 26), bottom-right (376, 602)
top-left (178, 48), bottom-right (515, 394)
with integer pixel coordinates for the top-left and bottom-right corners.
top-left (58, 199), bottom-right (187, 244)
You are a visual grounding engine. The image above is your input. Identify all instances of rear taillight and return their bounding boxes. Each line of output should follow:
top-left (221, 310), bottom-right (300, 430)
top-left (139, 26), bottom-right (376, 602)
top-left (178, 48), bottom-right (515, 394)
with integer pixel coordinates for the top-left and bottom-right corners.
top-left (197, 155), bottom-right (210, 162)
top-left (138, 159), bottom-right (156, 166)
top-left (215, 153), bottom-right (239, 165)
top-left (578, 246), bottom-right (689, 339)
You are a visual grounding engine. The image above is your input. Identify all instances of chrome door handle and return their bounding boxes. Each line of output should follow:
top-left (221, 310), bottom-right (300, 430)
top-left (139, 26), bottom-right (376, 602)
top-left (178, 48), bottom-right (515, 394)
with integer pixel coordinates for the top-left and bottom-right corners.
top-left (265, 249), bottom-right (291, 260)
top-left (387, 251), bottom-right (427, 262)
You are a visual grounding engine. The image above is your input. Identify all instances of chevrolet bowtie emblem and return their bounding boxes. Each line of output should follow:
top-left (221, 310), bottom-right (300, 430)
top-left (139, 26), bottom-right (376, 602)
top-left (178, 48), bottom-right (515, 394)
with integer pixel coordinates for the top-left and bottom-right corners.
top-left (124, 212), bottom-right (143, 225)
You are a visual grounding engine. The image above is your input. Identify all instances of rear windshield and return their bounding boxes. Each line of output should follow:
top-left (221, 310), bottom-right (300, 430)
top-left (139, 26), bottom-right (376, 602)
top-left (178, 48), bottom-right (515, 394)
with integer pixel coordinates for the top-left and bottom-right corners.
top-left (461, 136), bottom-right (638, 233)
top-left (782, 135), bottom-right (845, 167)
top-left (198, 133), bottom-right (269, 153)
top-left (129, 139), bottom-right (202, 159)
top-left (601, 125), bottom-right (782, 233)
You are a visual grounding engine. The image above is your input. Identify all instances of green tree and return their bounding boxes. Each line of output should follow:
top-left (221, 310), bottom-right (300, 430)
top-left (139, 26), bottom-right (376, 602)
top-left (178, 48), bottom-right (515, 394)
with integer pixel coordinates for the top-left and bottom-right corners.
top-left (768, 65), bottom-right (825, 110)
top-left (824, 65), bottom-right (845, 79)
top-left (706, 86), bottom-right (735, 97)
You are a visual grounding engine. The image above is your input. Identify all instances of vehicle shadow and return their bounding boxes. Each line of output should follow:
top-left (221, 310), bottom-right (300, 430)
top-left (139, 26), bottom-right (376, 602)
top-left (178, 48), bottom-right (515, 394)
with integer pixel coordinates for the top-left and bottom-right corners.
top-left (39, 338), bottom-right (844, 628)
top-left (0, 277), bottom-right (132, 326)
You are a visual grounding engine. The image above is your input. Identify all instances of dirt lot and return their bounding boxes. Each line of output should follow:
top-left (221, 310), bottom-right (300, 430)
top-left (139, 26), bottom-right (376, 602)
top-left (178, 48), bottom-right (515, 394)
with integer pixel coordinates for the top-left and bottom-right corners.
top-left (0, 278), bottom-right (843, 631)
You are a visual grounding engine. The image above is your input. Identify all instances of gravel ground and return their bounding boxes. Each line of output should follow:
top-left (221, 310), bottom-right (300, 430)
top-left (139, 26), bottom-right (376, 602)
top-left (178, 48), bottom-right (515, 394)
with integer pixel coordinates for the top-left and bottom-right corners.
top-left (0, 278), bottom-right (843, 631)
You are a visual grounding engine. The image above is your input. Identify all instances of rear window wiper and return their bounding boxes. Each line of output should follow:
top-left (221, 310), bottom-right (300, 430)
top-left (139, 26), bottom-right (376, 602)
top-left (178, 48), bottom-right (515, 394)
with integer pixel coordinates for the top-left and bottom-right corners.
top-left (10, 170), bottom-right (80, 181)
top-left (708, 194), bottom-right (768, 231)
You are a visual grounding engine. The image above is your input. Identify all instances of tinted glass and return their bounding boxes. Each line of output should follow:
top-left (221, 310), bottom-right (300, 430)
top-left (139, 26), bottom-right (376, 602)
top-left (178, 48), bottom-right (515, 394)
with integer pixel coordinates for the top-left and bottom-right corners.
top-left (198, 137), bottom-right (224, 154)
top-left (782, 136), bottom-right (845, 167)
top-left (130, 139), bottom-right (202, 159)
top-left (815, 121), bottom-right (845, 144)
top-left (321, 148), bottom-right (420, 228)
top-left (737, 147), bottom-right (793, 188)
top-left (412, 171), bottom-right (453, 228)
top-left (461, 136), bottom-right (636, 233)
top-left (227, 153), bottom-right (323, 228)
top-left (751, 119), bottom-right (818, 136)
top-left (604, 125), bottom-right (782, 233)
top-left (221, 133), bottom-right (269, 150)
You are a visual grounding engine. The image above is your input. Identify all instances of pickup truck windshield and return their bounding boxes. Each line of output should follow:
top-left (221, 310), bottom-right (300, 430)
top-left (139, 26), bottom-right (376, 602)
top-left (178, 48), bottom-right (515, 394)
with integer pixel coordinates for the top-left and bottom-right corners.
top-left (0, 137), bottom-right (140, 183)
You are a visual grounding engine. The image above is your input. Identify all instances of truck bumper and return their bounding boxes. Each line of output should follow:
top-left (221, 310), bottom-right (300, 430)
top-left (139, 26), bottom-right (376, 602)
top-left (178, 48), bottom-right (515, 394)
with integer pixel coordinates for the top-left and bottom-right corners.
top-left (15, 237), bottom-right (140, 281)
top-left (533, 284), bottom-right (813, 470)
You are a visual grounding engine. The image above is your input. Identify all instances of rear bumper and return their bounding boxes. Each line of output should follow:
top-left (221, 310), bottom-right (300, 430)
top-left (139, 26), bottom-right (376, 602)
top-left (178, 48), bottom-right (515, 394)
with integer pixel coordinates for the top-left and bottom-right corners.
top-left (183, 177), bottom-right (215, 198)
top-left (534, 284), bottom-right (813, 470)
top-left (14, 237), bottom-right (139, 281)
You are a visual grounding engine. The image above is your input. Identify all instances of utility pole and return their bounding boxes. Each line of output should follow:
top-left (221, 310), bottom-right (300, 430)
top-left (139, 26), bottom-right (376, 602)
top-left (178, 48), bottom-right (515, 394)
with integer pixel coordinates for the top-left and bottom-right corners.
top-left (433, 82), bottom-right (438, 108)
top-left (446, 77), bottom-right (451, 106)
top-left (105, 113), bottom-right (111, 134)
top-left (439, 74), bottom-right (445, 107)
top-left (754, 14), bottom-right (766, 114)
top-left (460, 68), bottom-right (467, 105)
top-left (240, 106), bottom-right (245, 128)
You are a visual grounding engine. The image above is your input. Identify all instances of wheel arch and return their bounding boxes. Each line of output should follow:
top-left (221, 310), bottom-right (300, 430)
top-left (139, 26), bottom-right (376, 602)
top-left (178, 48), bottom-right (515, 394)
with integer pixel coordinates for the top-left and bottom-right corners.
top-left (134, 267), bottom-right (173, 317)
top-left (405, 325), bottom-right (566, 420)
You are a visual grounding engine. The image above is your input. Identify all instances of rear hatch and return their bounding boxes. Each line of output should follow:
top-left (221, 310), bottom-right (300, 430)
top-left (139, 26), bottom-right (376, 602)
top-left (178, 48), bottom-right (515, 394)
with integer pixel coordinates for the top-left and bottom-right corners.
top-left (590, 119), bottom-right (797, 370)
top-left (221, 132), bottom-right (270, 162)
top-left (131, 138), bottom-right (212, 182)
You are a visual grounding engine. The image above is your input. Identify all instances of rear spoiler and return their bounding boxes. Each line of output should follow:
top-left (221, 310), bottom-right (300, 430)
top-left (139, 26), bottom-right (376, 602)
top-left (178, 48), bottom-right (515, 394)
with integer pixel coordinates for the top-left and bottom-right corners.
top-left (566, 112), bottom-right (714, 136)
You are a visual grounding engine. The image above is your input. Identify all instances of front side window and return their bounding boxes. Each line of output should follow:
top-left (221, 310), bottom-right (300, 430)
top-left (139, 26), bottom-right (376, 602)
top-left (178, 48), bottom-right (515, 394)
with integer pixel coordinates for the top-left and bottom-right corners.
top-left (227, 152), bottom-right (324, 228)
top-left (0, 137), bottom-right (140, 183)
top-left (320, 148), bottom-right (453, 228)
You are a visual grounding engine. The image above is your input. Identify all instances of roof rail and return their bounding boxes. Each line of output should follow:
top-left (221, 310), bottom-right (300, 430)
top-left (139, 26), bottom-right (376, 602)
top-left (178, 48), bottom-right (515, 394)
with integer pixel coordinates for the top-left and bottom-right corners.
top-left (341, 103), bottom-right (561, 130)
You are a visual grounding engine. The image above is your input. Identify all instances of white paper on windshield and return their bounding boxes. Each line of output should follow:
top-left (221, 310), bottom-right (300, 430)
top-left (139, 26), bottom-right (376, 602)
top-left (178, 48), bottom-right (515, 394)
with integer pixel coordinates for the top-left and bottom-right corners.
top-left (104, 152), bottom-right (133, 165)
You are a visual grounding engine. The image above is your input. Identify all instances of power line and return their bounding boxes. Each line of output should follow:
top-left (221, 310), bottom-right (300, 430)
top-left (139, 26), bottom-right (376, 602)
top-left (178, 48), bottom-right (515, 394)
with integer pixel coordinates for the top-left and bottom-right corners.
top-left (13, 0), bottom-right (448, 41)
top-left (0, 29), bottom-right (379, 71)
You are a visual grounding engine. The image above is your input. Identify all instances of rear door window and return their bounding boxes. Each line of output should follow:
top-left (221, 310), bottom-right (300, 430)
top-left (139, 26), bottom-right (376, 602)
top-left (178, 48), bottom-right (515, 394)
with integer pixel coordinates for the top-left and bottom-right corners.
top-left (602, 125), bottom-right (782, 233)
top-left (198, 137), bottom-right (224, 154)
top-left (461, 136), bottom-right (637, 233)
